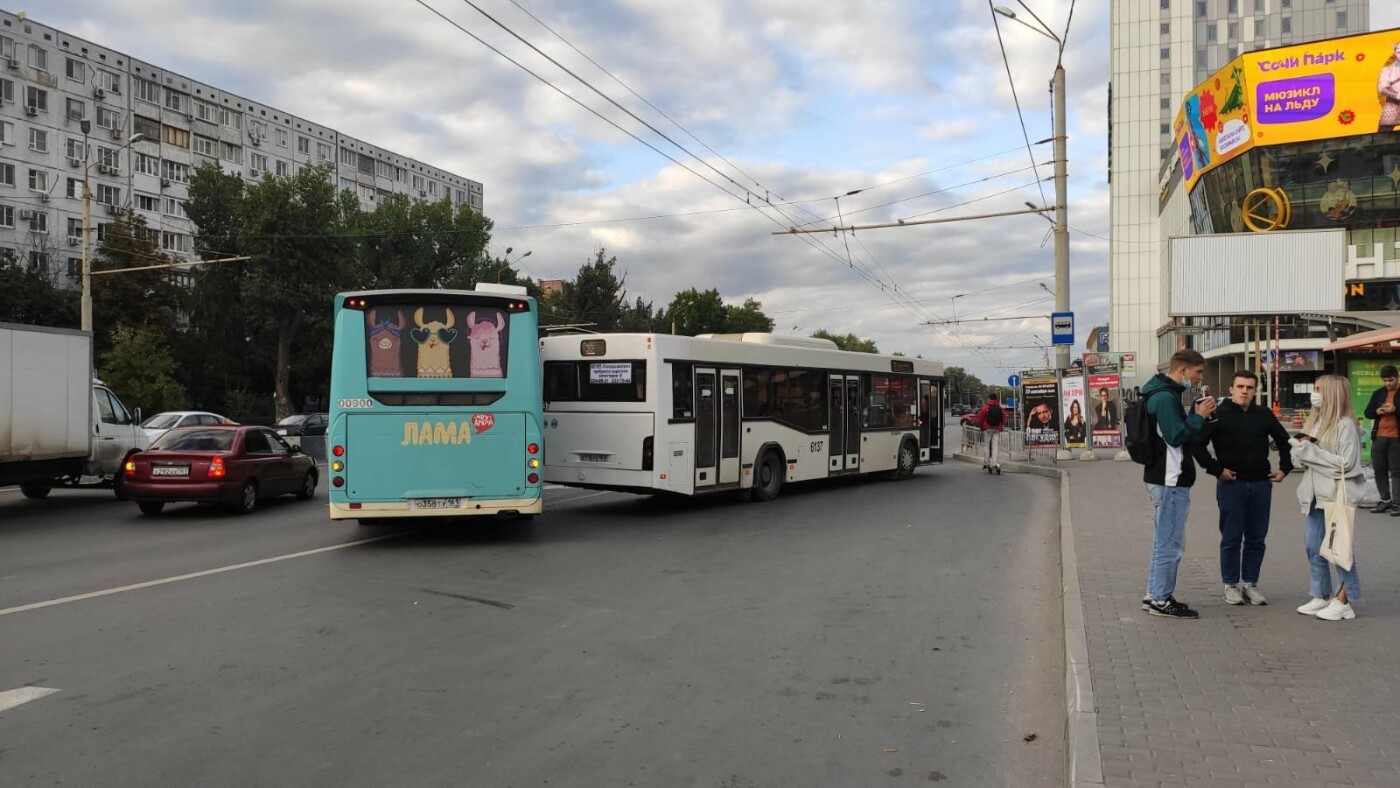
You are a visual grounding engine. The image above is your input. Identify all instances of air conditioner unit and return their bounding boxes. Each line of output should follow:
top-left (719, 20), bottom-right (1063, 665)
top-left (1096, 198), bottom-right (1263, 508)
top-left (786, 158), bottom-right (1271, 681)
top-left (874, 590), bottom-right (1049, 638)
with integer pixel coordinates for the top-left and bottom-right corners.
top-left (249, 169), bottom-right (261, 178)
top-left (5, 57), bottom-right (17, 70)
top-left (18, 209), bottom-right (33, 219)
top-left (105, 204), bottom-right (120, 215)
top-left (159, 178), bottom-right (171, 187)
top-left (250, 137), bottom-right (261, 147)
top-left (38, 193), bottom-right (49, 202)
top-left (418, 190), bottom-right (426, 197)
top-left (69, 157), bottom-right (82, 168)
top-left (111, 128), bottom-right (123, 139)
top-left (93, 87), bottom-right (106, 99)
top-left (68, 237), bottom-right (81, 247)
top-left (185, 113), bottom-right (194, 122)
top-left (24, 105), bottom-right (38, 116)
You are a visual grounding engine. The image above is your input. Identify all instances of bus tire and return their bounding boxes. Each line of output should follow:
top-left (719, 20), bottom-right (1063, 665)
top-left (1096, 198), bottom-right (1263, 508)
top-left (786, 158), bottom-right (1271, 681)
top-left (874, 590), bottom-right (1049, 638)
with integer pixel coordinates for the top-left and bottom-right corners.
top-left (751, 449), bottom-right (784, 502)
top-left (20, 484), bottom-right (51, 499)
top-left (889, 438), bottom-right (918, 480)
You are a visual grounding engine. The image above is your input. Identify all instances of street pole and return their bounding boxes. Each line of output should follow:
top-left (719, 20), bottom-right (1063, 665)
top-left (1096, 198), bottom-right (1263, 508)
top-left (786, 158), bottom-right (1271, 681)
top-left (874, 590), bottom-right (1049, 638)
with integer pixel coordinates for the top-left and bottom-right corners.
top-left (80, 122), bottom-right (92, 333)
top-left (1052, 63), bottom-right (1070, 370)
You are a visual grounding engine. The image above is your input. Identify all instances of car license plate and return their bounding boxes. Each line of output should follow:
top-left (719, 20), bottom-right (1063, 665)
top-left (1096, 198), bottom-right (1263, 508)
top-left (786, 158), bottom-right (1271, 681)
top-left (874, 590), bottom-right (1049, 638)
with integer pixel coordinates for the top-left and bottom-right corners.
top-left (579, 453), bottom-right (607, 462)
top-left (152, 466), bottom-right (190, 477)
top-left (411, 498), bottom-right (463, 510)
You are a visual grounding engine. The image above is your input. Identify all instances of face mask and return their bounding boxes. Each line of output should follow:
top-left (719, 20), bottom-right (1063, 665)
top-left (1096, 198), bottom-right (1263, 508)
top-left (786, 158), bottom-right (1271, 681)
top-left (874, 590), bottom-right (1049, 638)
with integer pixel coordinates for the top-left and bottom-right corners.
top-left (1309, 392), bottom-right (1324, 408)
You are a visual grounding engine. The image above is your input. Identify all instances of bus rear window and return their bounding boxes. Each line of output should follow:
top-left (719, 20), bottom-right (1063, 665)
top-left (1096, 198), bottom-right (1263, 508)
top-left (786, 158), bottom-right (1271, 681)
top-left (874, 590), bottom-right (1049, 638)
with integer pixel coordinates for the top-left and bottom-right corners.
top-left (544, 361), bottom-right (647, 402)
top-left (363, 304), bottom-right (511, 379)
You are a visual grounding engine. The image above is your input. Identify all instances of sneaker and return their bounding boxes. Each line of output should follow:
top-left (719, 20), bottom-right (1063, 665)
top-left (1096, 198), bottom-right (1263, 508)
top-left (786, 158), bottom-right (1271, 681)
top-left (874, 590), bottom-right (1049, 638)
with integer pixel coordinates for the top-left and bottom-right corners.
top-left (1240, 583), bottom-right (1268, 605)
top-left (1296, 597), bottom-right (1330, 615)
top-left (1141, 594), bottom-right (1194, 612)
top-left (1147, 598), bottom-right (1200, 619)
top-left (1372, 500), bottom-right (1393, 513)
top-left (1223, 584), bottom-right (1244, 605)
top-left (1314, 599), bottom-right (1356, 621)
top-left (1389, 508), bottom-right (1400, 517)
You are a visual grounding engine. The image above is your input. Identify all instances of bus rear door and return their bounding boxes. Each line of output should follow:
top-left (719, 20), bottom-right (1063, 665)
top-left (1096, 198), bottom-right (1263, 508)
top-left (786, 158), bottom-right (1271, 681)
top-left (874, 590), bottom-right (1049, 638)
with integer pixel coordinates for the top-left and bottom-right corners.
top-left (693, 367), bottom-right (741, 488)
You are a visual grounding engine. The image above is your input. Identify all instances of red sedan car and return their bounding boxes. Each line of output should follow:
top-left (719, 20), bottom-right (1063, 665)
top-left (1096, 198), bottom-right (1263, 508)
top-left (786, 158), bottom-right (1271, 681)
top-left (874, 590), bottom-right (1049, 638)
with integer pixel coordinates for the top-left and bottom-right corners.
top-left (123, 425), bottom-right (318, 516)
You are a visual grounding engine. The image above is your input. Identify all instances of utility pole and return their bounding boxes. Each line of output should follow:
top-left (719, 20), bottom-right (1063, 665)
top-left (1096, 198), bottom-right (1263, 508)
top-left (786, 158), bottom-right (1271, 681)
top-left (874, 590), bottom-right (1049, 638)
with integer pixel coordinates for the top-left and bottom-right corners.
top-left (1052, 62), bottom-right (1070, 370)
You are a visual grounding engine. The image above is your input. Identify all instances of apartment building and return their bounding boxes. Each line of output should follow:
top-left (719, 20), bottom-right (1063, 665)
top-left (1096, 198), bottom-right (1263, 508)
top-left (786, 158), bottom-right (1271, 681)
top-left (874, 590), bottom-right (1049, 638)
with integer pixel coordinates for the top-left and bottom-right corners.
top-left (1107, 0), bottom-right (1366, 384)
top-left (0, 10), bottom-right (483, 286)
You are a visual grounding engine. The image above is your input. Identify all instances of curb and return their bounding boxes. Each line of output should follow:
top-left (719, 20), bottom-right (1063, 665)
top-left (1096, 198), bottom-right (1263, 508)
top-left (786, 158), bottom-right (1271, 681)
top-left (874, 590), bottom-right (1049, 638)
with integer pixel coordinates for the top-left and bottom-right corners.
top-left (955, 452), bottom-right (1103, 786)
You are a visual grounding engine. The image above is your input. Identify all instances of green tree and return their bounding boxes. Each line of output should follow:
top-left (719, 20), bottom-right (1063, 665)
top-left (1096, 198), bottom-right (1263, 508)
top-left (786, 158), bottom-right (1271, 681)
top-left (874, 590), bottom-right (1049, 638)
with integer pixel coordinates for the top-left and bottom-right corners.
top-left (98, 323), bottom-right (187, 415)
top-left (547, 249), bottom-right (628, 331)
top-left (90, 212), bottom-right (186, 359)
top-left (617, 296), bottom-right (662, 332)
top-left (723, 297), bottom-right (775, 333)
top-left (365, 194), bottom-right (494, 290)
top-left (662, 288), bottom-right (727, 336)
top-left (0, 250), bottom-right (79, 326)
top-left (811, 329), bottom-right (878, 353)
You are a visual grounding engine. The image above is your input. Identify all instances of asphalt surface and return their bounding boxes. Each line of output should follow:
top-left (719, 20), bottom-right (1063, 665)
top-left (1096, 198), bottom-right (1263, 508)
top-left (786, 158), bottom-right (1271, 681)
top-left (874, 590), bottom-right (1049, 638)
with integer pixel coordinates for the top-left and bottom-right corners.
top-left (0, 454), bottom-right (1063, 787)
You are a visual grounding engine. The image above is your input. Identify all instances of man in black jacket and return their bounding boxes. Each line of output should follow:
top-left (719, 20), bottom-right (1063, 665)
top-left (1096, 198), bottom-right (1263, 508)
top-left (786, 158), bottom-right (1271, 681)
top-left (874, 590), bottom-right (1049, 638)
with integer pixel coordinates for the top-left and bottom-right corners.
top-left (1193, 370), bottom-right (1293, 606)
top-left (1362, 365), bottom-right (1400, 513)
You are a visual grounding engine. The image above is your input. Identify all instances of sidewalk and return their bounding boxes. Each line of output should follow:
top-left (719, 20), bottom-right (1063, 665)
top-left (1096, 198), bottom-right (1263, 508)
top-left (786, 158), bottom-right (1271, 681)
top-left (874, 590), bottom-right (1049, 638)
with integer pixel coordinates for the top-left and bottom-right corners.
top-left (1063, 460), bottom-right (1400, 787)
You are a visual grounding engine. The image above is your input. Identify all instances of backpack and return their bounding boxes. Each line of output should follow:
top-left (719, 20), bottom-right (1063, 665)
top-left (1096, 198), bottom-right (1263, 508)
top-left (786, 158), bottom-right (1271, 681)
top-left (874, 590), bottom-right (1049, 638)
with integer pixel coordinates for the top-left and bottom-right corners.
top-left (1124, 391), bottom-right (1166, 465)
top-left (983, 402), bottom-right (1004, 427)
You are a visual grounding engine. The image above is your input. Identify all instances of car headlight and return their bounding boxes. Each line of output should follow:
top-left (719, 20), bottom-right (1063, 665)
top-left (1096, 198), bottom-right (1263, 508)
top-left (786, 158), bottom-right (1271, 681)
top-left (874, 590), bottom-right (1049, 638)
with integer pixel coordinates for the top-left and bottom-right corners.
top-left (277, 429), bottom-right (287, 435)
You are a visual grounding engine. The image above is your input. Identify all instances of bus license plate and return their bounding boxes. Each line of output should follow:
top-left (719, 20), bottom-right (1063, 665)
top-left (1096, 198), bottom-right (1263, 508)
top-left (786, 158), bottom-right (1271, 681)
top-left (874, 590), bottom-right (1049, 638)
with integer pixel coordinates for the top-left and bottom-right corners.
top-left (411, 498), bottom-right (463, 510)
top-left (152, 466), bottom-right (189, 477)
top-left (579, 454), bottom-right (607, 462)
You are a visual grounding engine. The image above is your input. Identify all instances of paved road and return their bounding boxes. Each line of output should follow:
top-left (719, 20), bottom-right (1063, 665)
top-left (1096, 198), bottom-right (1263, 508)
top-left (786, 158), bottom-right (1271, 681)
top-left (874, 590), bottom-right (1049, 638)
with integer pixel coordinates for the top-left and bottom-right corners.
top-left (1, 462), bottom-right (1063, 787)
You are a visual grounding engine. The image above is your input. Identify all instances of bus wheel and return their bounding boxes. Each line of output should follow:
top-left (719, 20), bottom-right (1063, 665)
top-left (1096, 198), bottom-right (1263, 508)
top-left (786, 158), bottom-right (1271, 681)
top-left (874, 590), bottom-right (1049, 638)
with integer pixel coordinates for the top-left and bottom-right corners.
top-left (889, 439), bottom-right (918, 480)
top-left (20, 484), bottom-right (51, 499)
top-left (752, 450), bottom-right (784, 502)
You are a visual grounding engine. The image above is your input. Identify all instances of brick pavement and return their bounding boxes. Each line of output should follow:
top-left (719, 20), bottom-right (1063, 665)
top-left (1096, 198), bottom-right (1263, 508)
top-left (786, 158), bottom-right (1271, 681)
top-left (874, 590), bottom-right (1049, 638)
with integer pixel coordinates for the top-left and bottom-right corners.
top-left (1063, 459), bottom-right (1400, 787)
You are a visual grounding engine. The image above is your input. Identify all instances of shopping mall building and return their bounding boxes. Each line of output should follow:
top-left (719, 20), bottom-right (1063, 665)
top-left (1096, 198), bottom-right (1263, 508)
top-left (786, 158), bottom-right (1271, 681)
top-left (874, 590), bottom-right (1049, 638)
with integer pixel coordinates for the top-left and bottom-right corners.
top-left (1156, 27), bottom-right (1400, 409)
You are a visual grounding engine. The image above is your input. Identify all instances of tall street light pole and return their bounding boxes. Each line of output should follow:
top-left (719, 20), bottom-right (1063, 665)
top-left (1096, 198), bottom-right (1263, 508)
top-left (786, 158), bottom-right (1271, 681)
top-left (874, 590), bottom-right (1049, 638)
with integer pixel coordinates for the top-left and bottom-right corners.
top-left (499, 246), bottom-right (532, 283)
top-left (994, 3), bottom-right (1070, 369)
top-left (80, 121), bottom-right (145, 333)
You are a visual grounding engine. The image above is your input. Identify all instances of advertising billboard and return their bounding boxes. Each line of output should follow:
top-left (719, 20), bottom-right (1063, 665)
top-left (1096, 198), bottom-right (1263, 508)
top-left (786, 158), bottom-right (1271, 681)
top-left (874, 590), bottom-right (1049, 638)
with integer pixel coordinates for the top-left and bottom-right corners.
top-left (1174, 28), bottom-right (1400, 192)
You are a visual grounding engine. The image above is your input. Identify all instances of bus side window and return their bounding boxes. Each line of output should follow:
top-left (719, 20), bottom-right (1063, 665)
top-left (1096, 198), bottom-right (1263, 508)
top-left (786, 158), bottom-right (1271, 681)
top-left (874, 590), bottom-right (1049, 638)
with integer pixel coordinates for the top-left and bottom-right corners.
top-left (672, 363), bottom-right (694, 419)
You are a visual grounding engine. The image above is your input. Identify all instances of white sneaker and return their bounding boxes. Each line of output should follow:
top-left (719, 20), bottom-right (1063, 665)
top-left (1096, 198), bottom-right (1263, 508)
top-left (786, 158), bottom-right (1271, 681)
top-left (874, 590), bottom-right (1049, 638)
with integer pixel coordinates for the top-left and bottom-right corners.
top-left (1296, 597), bottom-right (1330, 615)
top-left (1240, 583), bottom-right (1268, 605)
top-left (1223, 584), bottom-right (1244, 605)
top-left (1315, 599), bottom-right (1356, 621)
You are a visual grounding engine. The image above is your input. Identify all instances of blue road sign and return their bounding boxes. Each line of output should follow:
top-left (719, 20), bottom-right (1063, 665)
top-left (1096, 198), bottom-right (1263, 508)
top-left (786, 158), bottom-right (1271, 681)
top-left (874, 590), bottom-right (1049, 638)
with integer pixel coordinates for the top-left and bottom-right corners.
top-left (1051, 311), bottom-right (1075, 345)
top-left (1008, 373), bottom-right (1021, 388)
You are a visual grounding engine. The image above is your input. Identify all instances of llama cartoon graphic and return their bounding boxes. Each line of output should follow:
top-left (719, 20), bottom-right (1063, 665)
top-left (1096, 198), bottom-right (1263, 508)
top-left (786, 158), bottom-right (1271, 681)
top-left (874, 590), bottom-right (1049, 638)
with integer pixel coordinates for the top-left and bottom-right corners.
top-left (366, 310), bottom-right (405, 377)
top-left (465, 311), bottom-right (506, 378)
top-left (410, 308), bottom-right (457, 378)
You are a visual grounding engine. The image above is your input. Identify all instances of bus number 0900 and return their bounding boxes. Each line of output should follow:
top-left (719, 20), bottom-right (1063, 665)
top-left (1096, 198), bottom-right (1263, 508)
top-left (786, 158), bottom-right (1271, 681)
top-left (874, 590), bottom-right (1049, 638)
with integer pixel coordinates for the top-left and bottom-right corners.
top-left (337, 398), bottom-right (374, 409)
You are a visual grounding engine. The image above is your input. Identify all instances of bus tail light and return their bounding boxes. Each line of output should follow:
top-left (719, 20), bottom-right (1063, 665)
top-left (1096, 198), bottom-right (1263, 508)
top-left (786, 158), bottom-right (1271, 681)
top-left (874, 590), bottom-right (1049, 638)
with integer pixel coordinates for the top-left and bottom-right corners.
top-left (207, 457), bottom-right (227, 479)
top-left (332, 477), bottom-right (345, 488)
top-left (332, 445), bottom-right (345, 457)
top-left (642, 436), bottom-right (654, 471)
top-left (527, 442), bottom-right (539, 455)
top-left (527, 473), bottom-right (539, 484)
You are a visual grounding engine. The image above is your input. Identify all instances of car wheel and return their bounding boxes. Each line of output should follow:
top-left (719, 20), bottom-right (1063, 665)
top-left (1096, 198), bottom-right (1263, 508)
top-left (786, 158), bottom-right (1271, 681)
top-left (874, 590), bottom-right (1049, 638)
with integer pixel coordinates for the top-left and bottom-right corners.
top-left (19, 484), bottom-right (51, 499)
top-left (751, 449), bottom-right (784, 502)
top-left (231, 480), bottom-right (258, 515)
top-left (138, 501), bottom-right (165, 516)
top-left (295, 470), bottom-right (318, 500)
top-left (112, 468), bottom-right (128, 501)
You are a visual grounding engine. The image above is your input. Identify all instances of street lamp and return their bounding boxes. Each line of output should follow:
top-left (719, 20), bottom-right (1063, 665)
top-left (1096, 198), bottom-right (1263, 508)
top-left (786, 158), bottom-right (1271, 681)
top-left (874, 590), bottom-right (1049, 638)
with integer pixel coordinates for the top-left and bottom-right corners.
top-left (994, 2), bottom-right (1071, 370)
top-left (498, 246), bottom-right (532, 283)
top-left (80, 121), bottom-right (146, 332)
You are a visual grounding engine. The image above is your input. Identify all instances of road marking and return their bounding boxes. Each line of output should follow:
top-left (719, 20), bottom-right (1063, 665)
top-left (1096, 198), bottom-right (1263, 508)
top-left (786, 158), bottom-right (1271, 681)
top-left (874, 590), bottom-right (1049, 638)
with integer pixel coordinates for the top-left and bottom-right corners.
top-left (0, 686), bottom-right (61, 713)
top-left (0, 534), bottom-right (403, 618)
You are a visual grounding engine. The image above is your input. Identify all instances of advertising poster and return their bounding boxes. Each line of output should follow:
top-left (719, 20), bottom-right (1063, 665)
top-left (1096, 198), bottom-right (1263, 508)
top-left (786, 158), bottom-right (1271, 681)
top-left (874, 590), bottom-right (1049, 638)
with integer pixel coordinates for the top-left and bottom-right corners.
top-left (1346, 357), bottom-right (1400, 463)
top-left (1060, 370), bottom-right (1087, 449)
top-left (1083, 351), bottom-right (1137, 378)
top-left (1021, 369), bottom-right (1061, 448)
top-left (1174, 29), bottom-right (1400, 192)
top-left (1087, 364), bottom-right (1123, 449)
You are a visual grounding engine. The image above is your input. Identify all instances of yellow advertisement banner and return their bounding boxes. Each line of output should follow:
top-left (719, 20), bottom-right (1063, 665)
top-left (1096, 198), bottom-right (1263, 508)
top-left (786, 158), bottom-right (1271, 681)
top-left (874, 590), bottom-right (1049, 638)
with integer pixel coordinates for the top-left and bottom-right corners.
top-left (1175, 28), bottom-right (1400, 192)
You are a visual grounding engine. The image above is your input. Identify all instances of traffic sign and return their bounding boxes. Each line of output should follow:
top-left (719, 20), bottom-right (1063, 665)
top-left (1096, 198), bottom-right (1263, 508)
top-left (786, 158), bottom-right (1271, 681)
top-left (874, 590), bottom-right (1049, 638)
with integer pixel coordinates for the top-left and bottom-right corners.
top-left (1008, 373), bottom-right (1021, 388)
top-left (1051, 312), bottom-right (1075, 345)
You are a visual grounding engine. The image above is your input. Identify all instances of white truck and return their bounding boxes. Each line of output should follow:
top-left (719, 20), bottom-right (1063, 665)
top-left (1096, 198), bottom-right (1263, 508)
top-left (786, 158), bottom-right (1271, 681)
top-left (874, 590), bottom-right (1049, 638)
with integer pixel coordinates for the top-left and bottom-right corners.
top-left (1, 322), bottom-right (148, 499)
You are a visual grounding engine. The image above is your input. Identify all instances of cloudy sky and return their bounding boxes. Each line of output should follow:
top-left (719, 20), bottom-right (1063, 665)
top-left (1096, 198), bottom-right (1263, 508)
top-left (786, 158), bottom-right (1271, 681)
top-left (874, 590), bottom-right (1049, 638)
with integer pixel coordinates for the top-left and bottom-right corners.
top-left (34, 1), bottom-right (1400, 380)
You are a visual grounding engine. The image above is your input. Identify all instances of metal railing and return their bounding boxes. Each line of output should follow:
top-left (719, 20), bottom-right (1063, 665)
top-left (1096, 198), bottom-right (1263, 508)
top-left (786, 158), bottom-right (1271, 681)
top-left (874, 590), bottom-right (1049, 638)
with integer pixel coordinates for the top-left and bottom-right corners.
top-left (960, 425), bottom-right (1061, 464)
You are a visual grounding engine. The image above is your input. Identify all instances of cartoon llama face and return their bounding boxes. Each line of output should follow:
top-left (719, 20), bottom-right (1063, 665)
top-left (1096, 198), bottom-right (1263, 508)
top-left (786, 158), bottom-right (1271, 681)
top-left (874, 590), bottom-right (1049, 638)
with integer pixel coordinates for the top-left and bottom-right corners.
top-left (465, 310), bottom-right (506, 378)
top-left (411, 308), bottom-right (457, 378)
top-left (366, 310), bottom-right (405, 377)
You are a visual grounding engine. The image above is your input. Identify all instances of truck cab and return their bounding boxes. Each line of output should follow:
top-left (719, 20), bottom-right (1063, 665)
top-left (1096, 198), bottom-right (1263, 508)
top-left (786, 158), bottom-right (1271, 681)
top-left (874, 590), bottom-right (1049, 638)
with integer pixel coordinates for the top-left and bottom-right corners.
top-left (91, 378), bottom-right (147, 483)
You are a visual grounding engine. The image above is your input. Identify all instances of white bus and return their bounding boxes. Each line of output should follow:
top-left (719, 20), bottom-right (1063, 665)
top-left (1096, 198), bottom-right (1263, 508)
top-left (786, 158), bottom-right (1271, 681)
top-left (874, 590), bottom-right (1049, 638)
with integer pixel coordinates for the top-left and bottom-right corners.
top-left (540, 332), bottom-right (946, 500)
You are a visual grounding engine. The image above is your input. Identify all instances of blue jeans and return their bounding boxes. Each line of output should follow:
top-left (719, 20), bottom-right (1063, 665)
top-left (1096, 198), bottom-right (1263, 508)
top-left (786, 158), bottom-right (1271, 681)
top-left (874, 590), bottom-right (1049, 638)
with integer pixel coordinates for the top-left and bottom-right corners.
top-left (1217, 479), bottom-right (1272, 585)
top-left (1146, 484), bottom-right (1191, 600)
top-left (1304, 504), bottom-right (1364, 602)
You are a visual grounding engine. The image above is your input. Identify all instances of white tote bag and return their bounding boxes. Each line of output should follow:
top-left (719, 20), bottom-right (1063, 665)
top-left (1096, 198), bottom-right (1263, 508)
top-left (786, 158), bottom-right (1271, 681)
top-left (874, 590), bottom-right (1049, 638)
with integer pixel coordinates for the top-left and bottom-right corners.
top-left (1319, 467), bottom-right (1355, 571)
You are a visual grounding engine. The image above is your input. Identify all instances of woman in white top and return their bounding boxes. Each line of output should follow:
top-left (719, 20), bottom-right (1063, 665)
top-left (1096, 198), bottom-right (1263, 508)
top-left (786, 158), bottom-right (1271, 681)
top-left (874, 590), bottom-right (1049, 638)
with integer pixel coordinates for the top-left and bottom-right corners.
top-left (1288, 374), bottom-right (1365, 620)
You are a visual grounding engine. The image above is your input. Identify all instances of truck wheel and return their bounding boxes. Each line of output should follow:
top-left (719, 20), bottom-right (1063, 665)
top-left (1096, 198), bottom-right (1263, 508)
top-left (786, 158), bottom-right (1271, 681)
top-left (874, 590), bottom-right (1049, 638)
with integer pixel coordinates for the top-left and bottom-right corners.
top-left (751, 449), bottom-right (784, 502)
top-left (138, 502), bottom-right (165, 516)
top-left (231, 480), bottom-right (258, 515)
top-left (19, 484), bottom-right (51, 499)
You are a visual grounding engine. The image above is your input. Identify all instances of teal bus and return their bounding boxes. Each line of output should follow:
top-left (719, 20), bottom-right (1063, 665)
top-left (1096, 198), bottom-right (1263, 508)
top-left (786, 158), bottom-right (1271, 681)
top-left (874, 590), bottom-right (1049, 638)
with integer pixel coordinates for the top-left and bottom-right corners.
top-left (326, 285), bottom-right (543, 522)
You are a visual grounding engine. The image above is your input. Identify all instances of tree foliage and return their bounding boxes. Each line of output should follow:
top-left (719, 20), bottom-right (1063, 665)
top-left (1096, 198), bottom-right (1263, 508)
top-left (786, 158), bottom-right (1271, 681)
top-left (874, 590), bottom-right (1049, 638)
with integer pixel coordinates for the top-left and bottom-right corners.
top-left (0, 250), bottom-right (78, 326)
top-left (661, 288), bottom-right (727, 336)
top-left (98, 323), bottom-right (187, 415)
top-left (723, 297), bottom-right (775, 333)
top-left (811, 329), bottom-right (878, 353)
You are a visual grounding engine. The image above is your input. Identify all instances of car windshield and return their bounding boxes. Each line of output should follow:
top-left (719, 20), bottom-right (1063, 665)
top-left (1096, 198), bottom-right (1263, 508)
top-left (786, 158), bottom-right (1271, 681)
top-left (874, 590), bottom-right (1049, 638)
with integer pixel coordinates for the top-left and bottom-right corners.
top-left (277, 415), bottom-right (307, 426)
top-left (150, 429), bottom-right (236, 452)
top-left (142, 413), bottom-right (184, 429)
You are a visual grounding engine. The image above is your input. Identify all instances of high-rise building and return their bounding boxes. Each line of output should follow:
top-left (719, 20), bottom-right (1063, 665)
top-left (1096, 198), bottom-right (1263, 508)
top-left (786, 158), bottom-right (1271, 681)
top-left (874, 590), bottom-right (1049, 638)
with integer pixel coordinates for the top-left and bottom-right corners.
top-left (0, 11), bottom-right (483, 287)
top-left (1108, 0), bottom-right (1366, 383)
